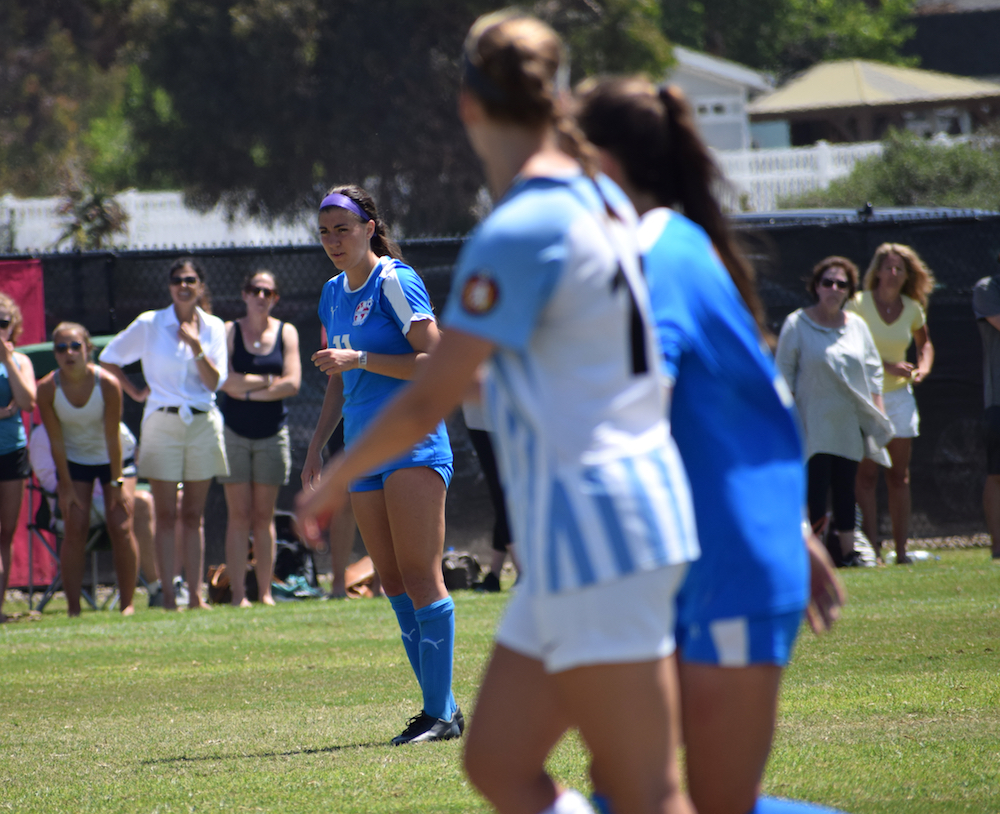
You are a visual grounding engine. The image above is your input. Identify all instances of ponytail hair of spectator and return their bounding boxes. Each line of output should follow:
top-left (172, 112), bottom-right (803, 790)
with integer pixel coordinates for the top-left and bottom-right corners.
top-left (576, 76), bottom-right (769, 338)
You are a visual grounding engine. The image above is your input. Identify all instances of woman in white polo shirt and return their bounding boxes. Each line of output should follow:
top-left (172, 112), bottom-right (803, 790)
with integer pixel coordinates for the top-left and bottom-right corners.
top-left (100, 257), bottom-right (229, 610)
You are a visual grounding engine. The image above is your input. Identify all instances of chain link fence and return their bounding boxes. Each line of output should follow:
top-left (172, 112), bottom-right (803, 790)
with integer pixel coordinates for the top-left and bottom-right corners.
top-left (4, 208), bottom-right (999, 567)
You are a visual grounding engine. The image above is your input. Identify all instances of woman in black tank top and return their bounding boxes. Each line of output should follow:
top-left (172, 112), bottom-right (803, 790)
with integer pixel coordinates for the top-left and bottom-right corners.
top-left (218, 271), bottom-right (301, 606)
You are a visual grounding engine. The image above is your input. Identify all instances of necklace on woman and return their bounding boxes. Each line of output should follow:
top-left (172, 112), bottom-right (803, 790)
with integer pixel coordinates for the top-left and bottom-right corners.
top-left (245, 320), bottom-right (264, 349)
top-left (874, 291), bottom-right (899, 318)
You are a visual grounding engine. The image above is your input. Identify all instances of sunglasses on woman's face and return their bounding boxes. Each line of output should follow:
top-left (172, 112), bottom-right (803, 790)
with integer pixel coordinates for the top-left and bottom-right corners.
top-left (245, 285), bottom-right (277, 298)
top-left (54, 341), bottom-right (84, 353)
top-left (170, 275), bottom-right (199, 286)
top-left (819, 278), bottom-right (850, 290)
top-left (0, 318), bottom-right (10, 329)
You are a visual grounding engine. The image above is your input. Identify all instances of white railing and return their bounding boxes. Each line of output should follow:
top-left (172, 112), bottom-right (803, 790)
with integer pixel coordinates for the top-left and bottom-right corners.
top-left (0, 190), bottom-right (316, 253)
top-left (713, 140), bottom-right (884, 211)
top-left (0, 139), bottom-right (934, 250)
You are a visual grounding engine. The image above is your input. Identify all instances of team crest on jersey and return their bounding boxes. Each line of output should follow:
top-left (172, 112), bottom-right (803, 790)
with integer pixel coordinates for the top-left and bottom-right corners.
top-left (352, 297), bottom-right (374, 326)
top-left (461, 271), bottom-right (499, 315)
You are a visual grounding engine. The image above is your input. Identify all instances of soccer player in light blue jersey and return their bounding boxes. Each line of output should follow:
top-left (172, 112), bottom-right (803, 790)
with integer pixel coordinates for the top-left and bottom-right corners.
top-left (300, 185), bottom-right (458, 746)
top-left (298, 12), bottom-right (700, 814)
top-left (578, 77), bottom-right (846, 814)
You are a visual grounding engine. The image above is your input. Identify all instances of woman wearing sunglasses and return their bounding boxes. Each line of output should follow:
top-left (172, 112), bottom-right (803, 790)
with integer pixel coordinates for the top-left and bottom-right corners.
top-left (36, 323), bottom-right (141, 616)
top-left (0, 293), bottom-right (36, 623)
top-left (217, 270), bottom-right (301, 607)
top-left (776, 257), bottom-right (892, 567)
top-left (100, 257), bottom-right (229, 610)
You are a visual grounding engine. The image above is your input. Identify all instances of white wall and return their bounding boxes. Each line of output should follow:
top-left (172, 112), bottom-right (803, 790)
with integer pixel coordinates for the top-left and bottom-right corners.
top-left (1, 190), bottom-right (315, 253)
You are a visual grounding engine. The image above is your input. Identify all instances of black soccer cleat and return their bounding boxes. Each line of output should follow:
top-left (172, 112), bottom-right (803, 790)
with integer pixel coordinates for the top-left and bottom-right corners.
top-left (390, 711), bottom-right (461, 745)
top-left (453, 706), bottom-right (465, 734)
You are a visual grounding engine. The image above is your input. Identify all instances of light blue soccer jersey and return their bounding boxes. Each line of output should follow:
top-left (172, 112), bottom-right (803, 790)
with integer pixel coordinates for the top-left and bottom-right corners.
top-left (318, 257), bottom-right (451, 470)
top-left (640, 209), bottom-right (808, 623)
top-left (444, 174), bottom-right (699, 597)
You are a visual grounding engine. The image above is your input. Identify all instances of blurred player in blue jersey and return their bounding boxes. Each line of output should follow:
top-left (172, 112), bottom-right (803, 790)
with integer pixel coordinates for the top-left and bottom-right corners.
top-left (578, 77), bottom-right (846, 814)
top-left (300, 185), bottom-right (458, 746)
top-left (298, 12), bottom-right (700, 814)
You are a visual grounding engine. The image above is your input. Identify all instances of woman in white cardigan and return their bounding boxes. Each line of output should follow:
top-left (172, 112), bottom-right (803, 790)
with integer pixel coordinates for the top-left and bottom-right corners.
top-left (776, 256), bottom-right (891, 567)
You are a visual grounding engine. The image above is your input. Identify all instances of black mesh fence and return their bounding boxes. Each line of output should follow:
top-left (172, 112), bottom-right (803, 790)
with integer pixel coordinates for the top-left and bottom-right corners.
top-left (4, 208), bottom-right (999, 567)
top-left (734, 209), bottom-right (1000, 539)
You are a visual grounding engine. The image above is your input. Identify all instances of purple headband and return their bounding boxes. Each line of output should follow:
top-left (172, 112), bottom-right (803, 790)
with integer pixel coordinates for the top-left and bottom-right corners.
top-left (319, 192), bottom-right (371, 222)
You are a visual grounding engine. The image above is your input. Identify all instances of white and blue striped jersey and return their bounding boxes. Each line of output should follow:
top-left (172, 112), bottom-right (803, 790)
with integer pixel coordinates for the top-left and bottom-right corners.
top-left (319, 257), bottom-right (451, 468)
top-left (444, 173), bottom-right (699, 597)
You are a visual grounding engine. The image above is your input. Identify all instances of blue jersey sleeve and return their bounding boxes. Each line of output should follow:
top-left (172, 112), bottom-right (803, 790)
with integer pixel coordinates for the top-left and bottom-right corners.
top-left (379, 262), bottom-right (436, 336)
top-left (444, 195), bottom-right (567, 351)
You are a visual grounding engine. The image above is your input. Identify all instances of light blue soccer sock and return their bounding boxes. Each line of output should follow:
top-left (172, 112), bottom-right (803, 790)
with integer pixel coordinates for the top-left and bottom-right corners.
top-left (388, 592), bottom-right (422, 686)
top-left (414, 596), bottom-right (457, 721)
top-left (749, 796), bottom-right (850, 814)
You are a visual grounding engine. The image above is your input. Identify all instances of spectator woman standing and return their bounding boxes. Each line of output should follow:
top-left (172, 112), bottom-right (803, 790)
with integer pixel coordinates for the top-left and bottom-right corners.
top-left (218, 270), bottom-right (301, 607)
top-left (776, 258), bottom-right (891, 568)
top-left (848, 244), bottom-right (935, 563)
top-left (0, 293), bottom-right (36, 623)
top-left (100, 258), bottom-right (228, 609)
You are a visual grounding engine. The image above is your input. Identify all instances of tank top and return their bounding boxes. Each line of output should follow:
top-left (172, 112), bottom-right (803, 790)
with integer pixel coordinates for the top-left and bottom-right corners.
top-left (0, 361), bottom-right (27, 455)
top-left (53, 370), bottom-right (110, 465)
top-left (218, 320), bottom-right (287, 439)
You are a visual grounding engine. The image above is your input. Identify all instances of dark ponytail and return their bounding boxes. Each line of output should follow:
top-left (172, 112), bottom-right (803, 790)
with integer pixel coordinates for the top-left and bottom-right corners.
top-left (577, 77), bottom-right (769, 340)
top-left (322, 184), bottom-right (404, 261)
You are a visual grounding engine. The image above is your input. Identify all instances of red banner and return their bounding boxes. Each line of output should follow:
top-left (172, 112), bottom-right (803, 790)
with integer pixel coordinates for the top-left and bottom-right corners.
top-left (1, 259), bottom-right (57, 589)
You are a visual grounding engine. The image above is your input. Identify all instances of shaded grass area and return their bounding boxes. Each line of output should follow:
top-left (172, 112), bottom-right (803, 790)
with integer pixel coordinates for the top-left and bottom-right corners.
top-left (2, 549), bottom-right (999, 813)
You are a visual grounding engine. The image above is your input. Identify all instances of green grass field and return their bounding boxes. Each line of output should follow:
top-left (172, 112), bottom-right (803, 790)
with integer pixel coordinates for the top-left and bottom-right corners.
top-left (2, 549), bottom-right (999, 814)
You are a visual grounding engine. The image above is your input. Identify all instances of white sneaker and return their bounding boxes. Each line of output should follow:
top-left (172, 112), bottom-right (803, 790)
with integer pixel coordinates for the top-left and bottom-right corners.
top-left (173, 576), bottom-right (190, 605)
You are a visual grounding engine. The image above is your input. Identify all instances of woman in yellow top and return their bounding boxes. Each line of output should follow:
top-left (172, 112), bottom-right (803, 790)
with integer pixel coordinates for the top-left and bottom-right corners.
top-left (848, 243), bottom-right (935, 564)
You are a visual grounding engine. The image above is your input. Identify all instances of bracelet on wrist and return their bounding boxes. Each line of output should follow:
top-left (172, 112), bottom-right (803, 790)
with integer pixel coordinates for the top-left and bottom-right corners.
top-left (358, 350), bottom-right (368, 369)
top-left (194, 350), bottom-right (205, 361)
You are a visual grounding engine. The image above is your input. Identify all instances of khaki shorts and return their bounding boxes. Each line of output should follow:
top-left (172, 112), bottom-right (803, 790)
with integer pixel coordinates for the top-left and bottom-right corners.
top-left (138, 408), bottom-right (229, 482)
top-left (217, 424), bottom-right (291, 486)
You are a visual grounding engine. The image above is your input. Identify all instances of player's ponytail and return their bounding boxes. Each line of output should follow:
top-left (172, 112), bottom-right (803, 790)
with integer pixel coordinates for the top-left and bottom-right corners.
top-left (576, 77), bottom-right (769, 339)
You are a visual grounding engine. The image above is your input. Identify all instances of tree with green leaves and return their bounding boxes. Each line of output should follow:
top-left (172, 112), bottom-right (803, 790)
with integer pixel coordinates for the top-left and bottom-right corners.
top-left (781, 129), bottom-right (1000, 210)
top-left (0, 1), bottom-right (137, 197)
top-left (124, 0), bottom-right (673, 235)
top-left (660, 0), bottom-right (918, 77)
